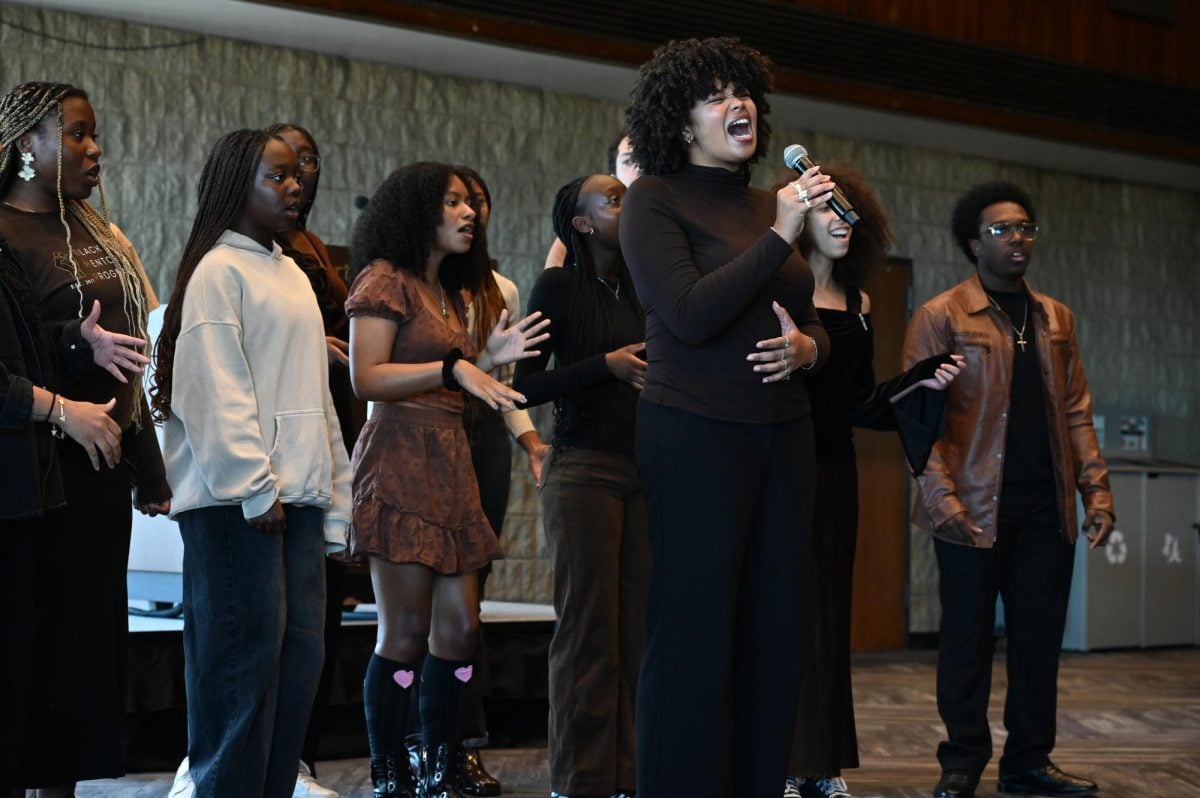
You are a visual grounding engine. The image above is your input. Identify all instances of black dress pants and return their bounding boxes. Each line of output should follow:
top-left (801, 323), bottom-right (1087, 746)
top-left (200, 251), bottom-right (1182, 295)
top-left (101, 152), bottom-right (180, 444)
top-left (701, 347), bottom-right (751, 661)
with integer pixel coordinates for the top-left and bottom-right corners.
top-left (635, 401), bottom-right (814, 798)
top-left (934, 518), bottom-right (1075, 777)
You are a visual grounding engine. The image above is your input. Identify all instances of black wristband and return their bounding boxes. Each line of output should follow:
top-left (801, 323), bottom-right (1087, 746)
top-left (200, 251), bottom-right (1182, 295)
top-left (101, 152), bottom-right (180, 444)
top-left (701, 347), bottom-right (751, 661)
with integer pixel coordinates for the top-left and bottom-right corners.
top-left (442, 348), bottom-right (465, 390)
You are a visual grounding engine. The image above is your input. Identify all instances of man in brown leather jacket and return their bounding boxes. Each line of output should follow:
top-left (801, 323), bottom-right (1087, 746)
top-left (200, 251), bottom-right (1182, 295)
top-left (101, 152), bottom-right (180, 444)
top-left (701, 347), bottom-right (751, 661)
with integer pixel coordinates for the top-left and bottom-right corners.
top-left (901, 182), bottom-right (1115, 798)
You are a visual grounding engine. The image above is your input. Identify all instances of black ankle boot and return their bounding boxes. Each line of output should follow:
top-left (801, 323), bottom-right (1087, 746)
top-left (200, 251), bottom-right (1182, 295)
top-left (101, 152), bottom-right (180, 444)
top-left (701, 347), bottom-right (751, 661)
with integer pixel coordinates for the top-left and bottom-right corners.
top-left (419, 742), bottom-right (462, 798)
top-left (455, 748), bottom-right (501, 797)
top-left (372, 754), bottom-right (417, 798)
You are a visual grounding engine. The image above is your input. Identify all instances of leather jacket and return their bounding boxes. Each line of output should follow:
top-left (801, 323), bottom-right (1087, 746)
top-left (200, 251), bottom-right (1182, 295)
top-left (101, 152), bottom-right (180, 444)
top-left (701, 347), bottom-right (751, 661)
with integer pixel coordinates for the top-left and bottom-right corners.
top-left (901, 273), bottom-right (1114, 547)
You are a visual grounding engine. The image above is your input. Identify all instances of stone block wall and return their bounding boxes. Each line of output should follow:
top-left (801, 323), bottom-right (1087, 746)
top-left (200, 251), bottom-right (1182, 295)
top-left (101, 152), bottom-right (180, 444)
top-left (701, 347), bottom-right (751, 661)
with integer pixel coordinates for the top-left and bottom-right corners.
top-left (3, 6), bottom-right (1197, 624)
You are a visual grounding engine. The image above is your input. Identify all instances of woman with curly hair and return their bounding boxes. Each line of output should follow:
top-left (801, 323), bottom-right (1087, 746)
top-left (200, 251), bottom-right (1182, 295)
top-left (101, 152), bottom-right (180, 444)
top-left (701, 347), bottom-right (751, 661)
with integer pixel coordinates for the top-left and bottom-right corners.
top-left (619, 37), bottom-right (833, 798)
top-left (345, 161), bottom-right (546, 798)
top-left (514, 174), bottom-right (649, 798)
top-left (0, 80), bottom-right (166, 796)
top-left (784, 164), bottom-right (962, 798)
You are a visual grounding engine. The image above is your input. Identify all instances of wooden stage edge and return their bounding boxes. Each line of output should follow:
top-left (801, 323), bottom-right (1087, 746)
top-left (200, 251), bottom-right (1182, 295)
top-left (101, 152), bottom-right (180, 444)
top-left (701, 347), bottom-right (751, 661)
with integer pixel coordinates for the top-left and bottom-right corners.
top-left (78, 647), bottom-right (1198, 797)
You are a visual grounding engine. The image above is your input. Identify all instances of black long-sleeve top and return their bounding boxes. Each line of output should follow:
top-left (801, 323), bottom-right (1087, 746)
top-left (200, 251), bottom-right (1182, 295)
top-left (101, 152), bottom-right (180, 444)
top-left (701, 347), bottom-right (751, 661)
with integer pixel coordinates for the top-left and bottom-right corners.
top-left (808, 296), bottom-right (951, 475)
top-left (513, 267), bottom-right (643, 458)
top-left (619, 164), bottom-right (829, 423)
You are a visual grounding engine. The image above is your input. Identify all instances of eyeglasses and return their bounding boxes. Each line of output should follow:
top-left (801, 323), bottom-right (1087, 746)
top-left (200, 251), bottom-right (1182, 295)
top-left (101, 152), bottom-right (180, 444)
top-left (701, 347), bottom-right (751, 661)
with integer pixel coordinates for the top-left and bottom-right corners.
top-left (981, 222), bottom-right (1038, 241)
top-left (298, 154), bottom-right (321, 173)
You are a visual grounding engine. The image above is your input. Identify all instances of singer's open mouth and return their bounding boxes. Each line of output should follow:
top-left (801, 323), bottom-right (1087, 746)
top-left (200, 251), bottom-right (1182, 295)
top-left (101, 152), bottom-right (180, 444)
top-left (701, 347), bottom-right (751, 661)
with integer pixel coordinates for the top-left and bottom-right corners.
top-left (727, 117), bottom-right (753, 142)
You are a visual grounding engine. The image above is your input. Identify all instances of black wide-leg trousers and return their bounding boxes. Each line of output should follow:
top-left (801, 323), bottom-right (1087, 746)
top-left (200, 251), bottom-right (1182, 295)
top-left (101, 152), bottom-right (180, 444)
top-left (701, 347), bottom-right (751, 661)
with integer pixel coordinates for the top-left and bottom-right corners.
top-left (635, 400), bottom-right (815, 798)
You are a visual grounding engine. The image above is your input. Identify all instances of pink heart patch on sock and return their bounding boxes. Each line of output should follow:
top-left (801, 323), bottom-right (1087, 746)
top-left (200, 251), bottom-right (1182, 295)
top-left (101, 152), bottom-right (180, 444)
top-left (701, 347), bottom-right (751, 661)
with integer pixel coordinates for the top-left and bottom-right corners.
top-left (393, 669), bottom-right (414, 689)
top-left (454, 665), bottom-right (474, 683)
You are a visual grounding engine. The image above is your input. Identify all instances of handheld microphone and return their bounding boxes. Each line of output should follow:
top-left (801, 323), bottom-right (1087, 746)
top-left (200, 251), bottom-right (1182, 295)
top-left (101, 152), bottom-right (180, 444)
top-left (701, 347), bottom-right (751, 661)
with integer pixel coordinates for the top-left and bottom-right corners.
top-left (783, 144), bottom-right (859, 226)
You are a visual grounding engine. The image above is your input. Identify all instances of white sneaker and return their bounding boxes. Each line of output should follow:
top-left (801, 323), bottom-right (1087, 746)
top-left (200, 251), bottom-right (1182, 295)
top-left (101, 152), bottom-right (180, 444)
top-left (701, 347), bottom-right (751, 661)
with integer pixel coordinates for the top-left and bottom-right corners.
top-left (783, 776), bottom-right (803, 798)
top-left (167, 757), bottom-right (194, 798)
top-left (806, 776), bottom-right (852, 798)
top-left (294, 761), bottom-right (340, 798)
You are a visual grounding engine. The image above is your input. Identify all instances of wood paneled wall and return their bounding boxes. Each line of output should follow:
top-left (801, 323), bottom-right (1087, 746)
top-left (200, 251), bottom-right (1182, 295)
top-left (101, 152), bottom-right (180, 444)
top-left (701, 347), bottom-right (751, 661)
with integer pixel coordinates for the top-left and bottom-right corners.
top-left (780, 0), bottom-right (1198, 89)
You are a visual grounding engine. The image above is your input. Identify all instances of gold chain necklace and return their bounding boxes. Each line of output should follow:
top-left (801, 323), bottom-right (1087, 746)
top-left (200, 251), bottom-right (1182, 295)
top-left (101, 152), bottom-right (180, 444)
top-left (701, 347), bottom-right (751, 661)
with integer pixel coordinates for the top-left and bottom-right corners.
top-left (987, 293), bottom-right (1029, 352)
top-left (596, 276), bottom-right (620, 300)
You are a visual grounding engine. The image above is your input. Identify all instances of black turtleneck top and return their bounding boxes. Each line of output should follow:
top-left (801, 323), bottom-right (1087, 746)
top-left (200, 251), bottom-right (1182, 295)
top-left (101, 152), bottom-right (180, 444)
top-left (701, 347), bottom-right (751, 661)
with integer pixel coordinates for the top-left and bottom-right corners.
top-left (619, 164), bottom-right (829, 424)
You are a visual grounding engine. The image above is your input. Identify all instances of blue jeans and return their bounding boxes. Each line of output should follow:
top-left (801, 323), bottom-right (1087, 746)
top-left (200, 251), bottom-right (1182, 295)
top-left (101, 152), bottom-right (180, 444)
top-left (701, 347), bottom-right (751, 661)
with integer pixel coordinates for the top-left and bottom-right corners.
top-left (180, 504), bottom-right (327, 798)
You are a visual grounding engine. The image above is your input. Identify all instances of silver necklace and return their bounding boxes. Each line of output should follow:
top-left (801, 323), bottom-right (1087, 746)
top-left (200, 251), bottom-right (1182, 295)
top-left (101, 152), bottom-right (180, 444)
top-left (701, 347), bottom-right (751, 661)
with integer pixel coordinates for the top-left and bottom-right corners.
top-left (596, 277), bottom-right (620, 300)
top-left (437, 284), bottom-right (448, 318)
top-left (987, 294), bottom-right (1029, 351)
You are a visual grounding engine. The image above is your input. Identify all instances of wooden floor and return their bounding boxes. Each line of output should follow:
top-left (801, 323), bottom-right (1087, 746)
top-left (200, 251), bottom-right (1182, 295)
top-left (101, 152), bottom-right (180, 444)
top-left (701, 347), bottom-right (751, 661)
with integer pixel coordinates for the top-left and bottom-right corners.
top-left (76, 648), bottom-right (1200, 797)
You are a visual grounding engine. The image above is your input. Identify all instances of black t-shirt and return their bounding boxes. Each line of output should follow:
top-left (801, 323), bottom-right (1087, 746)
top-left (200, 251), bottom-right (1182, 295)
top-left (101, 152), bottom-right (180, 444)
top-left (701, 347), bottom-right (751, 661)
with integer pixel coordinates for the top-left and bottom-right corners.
top-left (0, 205), bottom-right (169, 504)
top-left (0, 206), bottom-right (139, 425)
top-left (986, 287), bottom-right (1057, 526)
top-left (513, 267), bottom-right (643, 458)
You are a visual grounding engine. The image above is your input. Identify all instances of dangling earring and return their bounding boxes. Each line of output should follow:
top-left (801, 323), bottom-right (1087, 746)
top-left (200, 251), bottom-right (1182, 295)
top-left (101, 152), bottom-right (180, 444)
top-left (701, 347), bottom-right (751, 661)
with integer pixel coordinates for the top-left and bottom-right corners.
top-left (18, 151), bottom-right (36, 182)
top-left (683, 131), bottom-right (695, 145)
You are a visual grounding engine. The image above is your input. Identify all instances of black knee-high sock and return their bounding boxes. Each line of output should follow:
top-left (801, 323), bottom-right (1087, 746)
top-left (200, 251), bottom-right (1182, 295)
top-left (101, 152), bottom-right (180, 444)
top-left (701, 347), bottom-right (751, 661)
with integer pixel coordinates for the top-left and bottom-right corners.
top-left (419, 654), bottom-right (473, 749)
top-left (364, 653), bottom-right (417, 760)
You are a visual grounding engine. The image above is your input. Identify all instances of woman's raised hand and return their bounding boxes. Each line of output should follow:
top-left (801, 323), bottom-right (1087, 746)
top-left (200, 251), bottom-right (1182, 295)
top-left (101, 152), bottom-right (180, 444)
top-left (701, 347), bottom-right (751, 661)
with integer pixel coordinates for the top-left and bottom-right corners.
top-left (453, 358), bottom-right (528, 411)
top-left (80, 299), bottom-right (150, 383)
top-left (62, 396), bottom-right (122, 471)
top-left (772, 165), bottom-right (835, 243)
top-left (485, 309), bottom-right (551, 368)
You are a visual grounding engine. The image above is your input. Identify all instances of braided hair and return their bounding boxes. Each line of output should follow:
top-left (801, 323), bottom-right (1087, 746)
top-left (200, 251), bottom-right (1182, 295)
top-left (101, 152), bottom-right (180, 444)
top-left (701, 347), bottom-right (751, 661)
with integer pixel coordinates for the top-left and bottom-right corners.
top-left (151, 129), bottom-right (277, 422)
top-left (1, 81), bottom-right (152, 424)
top-left (455, 164), bottom-right (506, 353)
top-left (548, 175), bottom-right (643, 447)
top-left (625, 37), bottom-right (773, 177)
top-left (348, 161), bottom-right (489, 296)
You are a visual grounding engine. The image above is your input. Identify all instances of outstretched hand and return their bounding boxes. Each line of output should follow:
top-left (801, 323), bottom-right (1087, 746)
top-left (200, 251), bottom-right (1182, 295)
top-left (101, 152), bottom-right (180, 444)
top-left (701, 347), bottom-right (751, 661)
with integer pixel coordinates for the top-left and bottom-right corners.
top-left (80, 300), bottom-right (150, 383)
top-left (453, 358), bottom-right (528, 411)
top-left (915, 354), bottom-right (966, 391)
top-left (485, 309), bottom-right (551, 369)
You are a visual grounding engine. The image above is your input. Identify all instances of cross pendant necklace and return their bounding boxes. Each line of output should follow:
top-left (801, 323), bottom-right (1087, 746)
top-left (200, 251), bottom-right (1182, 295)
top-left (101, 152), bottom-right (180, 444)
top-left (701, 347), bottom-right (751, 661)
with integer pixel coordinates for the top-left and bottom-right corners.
top-left (988, 294), bottom-right (1029, 352)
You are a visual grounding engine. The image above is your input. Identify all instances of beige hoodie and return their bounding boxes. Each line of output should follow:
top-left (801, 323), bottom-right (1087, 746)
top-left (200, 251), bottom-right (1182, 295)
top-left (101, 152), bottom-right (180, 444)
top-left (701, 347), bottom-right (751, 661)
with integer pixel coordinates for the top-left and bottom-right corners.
top-left (162, 230), bottom-right (351, 551)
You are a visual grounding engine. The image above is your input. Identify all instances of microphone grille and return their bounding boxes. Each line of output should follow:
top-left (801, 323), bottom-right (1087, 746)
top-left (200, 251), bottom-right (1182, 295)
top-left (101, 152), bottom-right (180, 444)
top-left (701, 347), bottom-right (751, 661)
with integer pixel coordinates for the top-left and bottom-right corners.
top-left (783, 144), bottom-right (808, 170)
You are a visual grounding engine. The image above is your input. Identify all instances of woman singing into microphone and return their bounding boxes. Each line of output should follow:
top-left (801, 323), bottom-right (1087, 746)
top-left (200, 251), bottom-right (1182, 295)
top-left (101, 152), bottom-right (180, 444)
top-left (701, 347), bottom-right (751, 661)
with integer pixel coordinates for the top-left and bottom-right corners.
top-left (620, 37), bottom-right (832, 798)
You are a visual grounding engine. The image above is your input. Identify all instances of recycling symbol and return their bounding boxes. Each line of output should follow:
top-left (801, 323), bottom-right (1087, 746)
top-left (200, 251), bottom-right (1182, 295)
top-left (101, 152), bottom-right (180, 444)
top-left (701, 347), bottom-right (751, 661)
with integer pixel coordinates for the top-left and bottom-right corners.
top-left (1105, 529), bottom-right (1127, 565)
